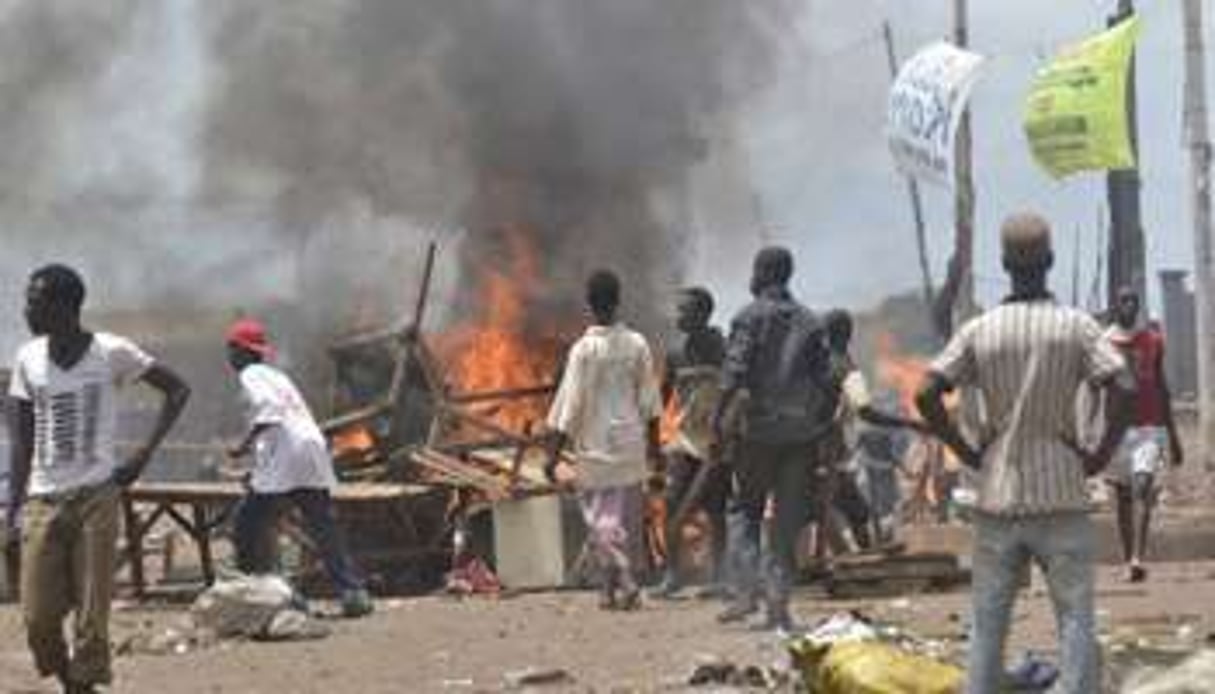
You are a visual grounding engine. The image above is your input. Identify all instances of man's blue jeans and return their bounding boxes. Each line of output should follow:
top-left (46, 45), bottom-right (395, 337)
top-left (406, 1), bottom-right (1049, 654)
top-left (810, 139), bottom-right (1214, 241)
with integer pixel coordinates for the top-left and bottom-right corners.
top-left (234, 488), bottom-right (364, 594)
top-left (968, 512), bottom-right (1098, 694)
top-left (726, 440), bottom-right (812, 616)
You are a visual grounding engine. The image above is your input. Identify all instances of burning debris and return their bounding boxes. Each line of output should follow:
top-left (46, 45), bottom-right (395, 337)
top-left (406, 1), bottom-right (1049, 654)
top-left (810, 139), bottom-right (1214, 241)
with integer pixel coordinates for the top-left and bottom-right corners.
top-left (308, 241), bottom-right (575, 595)
top-left (872, 331), bottom-right (961, 523)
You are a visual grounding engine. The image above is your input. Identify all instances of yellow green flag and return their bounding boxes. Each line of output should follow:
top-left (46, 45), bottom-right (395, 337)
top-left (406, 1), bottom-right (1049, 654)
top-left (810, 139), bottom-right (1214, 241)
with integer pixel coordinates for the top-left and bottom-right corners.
top-left (1024, 16), bottom-right (1142, 178)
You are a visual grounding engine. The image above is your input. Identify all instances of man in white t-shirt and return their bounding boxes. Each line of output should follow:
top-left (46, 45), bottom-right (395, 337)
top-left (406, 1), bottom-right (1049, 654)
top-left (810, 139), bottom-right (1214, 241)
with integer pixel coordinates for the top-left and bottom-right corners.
top-left (6, 264), bottom-right (190, 694)
top-left (547, 270), bottom-right (662, 611)
top-left (224, 318), bottom-right (372, 618)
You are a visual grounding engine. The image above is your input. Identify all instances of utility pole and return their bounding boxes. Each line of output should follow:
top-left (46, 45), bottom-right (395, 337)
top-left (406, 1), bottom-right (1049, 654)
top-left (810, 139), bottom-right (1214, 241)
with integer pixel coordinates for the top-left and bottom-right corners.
top-left (1182, 0), bottom-right (1215, 467)
top-left (882, 20), bottom-right (936, 315)
top-left (929, 0), bottom-right (977, 338)
top-left (952, 0), bottom-right (977, 324)
top-left (1106, 0), bottom-right (1146, 306)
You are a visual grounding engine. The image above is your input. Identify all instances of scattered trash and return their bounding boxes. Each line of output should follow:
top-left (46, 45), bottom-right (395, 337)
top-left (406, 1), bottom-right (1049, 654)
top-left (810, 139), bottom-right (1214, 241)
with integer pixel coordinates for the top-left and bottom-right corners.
top-left (1004, 652), bottom-right (1060, 691)
top-left (503, 667), bottom-right (576, 689)
top-left (789, 638), bottom-right (964, 693)
top-left (114, 618), bottom-right (217, 658)
top-left (1120, 650), bottom-right (1215, 693)
top-left (263, 608), bottom-right (329, 641)
top-left (191, 574), bottom-right (326, 642)
top-left (445, 556), bottom-right (502, 596)
top-left (685, 655), bottom-right (789, 689)
top-left (805, 612), bottom-right (879, 644)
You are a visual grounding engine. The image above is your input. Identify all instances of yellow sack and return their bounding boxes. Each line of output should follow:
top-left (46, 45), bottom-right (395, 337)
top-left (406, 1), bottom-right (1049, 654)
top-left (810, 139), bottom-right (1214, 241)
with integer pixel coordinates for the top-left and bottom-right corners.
top-left (1023, 15), bottom-right (1142, 178)
top-left (790, 639), bottom-right (964, 694)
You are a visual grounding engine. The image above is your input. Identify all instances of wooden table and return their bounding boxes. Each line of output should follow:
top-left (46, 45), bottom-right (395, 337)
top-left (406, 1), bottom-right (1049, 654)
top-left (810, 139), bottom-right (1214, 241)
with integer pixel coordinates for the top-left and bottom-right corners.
top-left (121, 481), bottom-right (435, 598)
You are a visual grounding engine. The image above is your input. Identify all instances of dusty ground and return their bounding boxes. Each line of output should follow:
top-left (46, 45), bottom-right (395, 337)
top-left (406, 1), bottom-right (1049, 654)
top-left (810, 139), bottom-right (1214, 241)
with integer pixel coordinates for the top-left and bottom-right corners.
top-left (2, 559), bottom-right (1215, 693)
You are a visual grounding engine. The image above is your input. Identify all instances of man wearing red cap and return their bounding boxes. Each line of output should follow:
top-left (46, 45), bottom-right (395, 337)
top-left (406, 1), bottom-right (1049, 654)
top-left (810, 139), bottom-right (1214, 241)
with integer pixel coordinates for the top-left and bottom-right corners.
top-left (225, 318), bottom-right (372, 618)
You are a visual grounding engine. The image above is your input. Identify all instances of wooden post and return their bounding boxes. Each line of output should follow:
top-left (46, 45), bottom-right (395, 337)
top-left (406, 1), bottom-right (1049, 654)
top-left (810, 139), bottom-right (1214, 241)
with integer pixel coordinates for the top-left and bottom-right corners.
top-left (930, 0), bottom-right (978, 338)
top-left (1183, 0), bottom-right (1215, 468)
top-left (1105, 0), bottom-right (1146, 305)
top-left (193, 503), bottom-right (215, 586)
top-left (121, 494), bottom-right (146, 598)
top-left (952, 0), bottom-right (976, 326)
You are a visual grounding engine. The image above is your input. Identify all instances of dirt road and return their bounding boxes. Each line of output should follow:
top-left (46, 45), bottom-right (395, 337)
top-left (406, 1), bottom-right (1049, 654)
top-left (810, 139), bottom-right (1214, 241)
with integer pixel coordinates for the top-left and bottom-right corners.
top-left (3, 561), bottom-right (1214, 692)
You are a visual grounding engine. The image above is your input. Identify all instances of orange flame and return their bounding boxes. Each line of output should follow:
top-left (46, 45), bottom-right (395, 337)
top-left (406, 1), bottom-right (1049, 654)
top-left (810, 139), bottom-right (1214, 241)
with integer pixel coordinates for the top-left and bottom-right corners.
top-left (874, 331), bottom-right (963, 476)
top-left (332, 425), bottom-right (375, 458)
top-left (659, 393), bottom-right (682, 446)
top-left (435, 227), bottom-right (567, 435)
top-left (874, 332), bottom-right (931, 416)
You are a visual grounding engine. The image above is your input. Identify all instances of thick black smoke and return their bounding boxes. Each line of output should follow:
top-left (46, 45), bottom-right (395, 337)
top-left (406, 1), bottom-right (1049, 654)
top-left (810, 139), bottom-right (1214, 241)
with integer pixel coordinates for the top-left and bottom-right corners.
top-left (202, 0), bottom-right (794, 330)
top-left (0, 0), bottom-right (797, 444)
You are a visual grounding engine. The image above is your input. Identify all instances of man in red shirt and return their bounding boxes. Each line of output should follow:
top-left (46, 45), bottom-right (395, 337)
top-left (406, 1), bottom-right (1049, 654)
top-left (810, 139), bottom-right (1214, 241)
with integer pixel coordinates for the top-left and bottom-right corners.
top-left (1105, 287), bottom-right (1184, 582)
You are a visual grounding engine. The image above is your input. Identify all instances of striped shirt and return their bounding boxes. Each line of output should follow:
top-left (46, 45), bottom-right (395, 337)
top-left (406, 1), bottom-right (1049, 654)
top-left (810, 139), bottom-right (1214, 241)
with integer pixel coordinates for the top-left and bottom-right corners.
top-left (930, 298), bottom-right (1127, 516)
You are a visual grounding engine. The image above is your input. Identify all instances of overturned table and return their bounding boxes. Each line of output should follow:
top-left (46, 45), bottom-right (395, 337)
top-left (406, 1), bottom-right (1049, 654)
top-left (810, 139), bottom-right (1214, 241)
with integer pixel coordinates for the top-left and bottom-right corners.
top-left (120, 481), bottom-right (438, 598)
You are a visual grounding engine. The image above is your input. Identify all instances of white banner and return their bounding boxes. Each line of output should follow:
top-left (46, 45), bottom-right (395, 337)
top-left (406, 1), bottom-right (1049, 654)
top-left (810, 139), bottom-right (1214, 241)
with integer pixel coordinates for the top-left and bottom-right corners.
top-left (886, 41), bottom-right (986, 187)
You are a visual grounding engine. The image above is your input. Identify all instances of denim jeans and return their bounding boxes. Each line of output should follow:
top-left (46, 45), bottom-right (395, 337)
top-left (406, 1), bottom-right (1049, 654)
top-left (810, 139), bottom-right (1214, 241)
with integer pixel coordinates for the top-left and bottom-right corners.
top-left (968, 512), bottom-right (1098, 694)
top-left (726, 440), bottom-right (812, 614)
top-left (234, 488), bottom-right (364, 594)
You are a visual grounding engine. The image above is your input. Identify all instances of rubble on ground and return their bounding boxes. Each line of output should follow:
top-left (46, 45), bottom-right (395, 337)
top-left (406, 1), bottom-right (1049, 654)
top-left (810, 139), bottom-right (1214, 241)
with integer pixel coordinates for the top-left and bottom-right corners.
top-left (1120, 649), bottom-right (1215, 693)
top-left (191, 574), bottom-right (328, 642)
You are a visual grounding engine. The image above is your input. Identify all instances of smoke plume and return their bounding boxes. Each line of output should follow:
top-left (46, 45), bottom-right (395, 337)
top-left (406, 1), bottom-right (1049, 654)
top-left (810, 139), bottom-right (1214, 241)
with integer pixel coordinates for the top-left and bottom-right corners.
top-left (0, 0), bottom-right (798, 443)
top-left (201, 0), bottom-right (795, 330)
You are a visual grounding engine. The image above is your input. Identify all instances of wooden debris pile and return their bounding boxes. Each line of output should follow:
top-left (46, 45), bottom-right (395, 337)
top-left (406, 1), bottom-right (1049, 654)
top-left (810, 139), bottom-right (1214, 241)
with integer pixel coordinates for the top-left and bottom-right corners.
top-left (308, 243), bottom-right (568, 591)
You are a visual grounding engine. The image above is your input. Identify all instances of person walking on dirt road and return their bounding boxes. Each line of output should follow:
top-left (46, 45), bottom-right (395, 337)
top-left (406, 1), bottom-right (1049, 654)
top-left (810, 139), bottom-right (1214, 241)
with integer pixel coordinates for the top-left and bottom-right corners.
top-left (1103, 286), bottom-right (1184, 584)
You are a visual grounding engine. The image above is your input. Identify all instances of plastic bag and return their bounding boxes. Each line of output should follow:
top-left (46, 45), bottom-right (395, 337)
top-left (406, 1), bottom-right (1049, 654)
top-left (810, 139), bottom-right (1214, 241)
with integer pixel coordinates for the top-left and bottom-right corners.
top-left (790, 639), bottom-right (963, 694)
top-left (805, 612), bottom-right (878, 644)
top-left (1122, 650), bottom-right (1215, 694)
top-left (191, 574), bottom-right (298, 638)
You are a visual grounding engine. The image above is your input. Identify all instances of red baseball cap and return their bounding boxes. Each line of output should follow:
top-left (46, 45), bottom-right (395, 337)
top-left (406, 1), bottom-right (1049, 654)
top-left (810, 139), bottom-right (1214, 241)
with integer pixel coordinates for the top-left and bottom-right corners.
top-left (226, 318), bottom-right (275, 358)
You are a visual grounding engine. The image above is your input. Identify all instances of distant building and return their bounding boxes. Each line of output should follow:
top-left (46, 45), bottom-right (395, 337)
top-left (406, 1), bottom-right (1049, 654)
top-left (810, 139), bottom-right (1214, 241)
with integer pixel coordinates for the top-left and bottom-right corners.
top-left (1159, 270), bottom-right (1198, 400)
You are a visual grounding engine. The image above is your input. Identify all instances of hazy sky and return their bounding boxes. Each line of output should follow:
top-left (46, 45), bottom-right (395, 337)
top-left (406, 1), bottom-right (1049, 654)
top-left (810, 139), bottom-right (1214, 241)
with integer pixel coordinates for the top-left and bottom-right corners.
top-left (695, 0), bottom-right (1208, 319)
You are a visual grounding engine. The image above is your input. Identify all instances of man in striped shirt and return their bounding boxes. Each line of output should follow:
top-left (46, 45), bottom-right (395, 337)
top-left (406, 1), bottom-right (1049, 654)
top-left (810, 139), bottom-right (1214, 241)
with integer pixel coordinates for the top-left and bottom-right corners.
top-left (916, 212), bottom-right (1131, 694)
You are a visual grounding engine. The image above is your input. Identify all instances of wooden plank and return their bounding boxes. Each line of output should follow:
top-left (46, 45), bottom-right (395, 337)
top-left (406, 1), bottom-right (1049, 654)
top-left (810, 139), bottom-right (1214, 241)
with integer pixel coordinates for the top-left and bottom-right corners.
top-left (127, 482), bottom-right (245, 504)
top-left (434, 403), bottom-right (535, 446)
top-left (413, 450), bottom-right (510, 492)
top-left (332, 482), bottom-right (435, 501)
top-left (319, 401), bottom-right (393, 435)
top-left (447, 384), bottom-right (555, 404)
top-left (127, 481), bottom-right (431, 505)
top-left (830, 553), bottom-right (963, 584)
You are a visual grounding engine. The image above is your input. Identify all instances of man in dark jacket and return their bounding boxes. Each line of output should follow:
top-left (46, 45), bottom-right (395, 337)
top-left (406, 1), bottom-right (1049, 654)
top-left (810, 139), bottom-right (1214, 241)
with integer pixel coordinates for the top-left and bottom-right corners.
top-left (713, 247), bottom-right (836, 630)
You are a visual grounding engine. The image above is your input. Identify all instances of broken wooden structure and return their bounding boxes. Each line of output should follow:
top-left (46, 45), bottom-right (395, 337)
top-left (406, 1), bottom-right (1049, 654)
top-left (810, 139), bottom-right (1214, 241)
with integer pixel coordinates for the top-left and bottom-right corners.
top-left (320, 243), bottom-right (565, 499)
top-left (310, 242), bottom-right (573, 593)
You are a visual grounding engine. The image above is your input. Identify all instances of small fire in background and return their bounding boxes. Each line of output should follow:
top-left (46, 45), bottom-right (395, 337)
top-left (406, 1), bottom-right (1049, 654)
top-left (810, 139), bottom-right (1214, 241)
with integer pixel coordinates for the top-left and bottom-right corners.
top-left (873, 331), bottom-right (931, 416)
top-left (435, 226), bottom-right (571, 435)
top-left (873, 331), bottom-right (963, 516)
top-left (332, 425), bottom-right (376, 459)
top-left (659, 393), bottom-right (682, 446)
